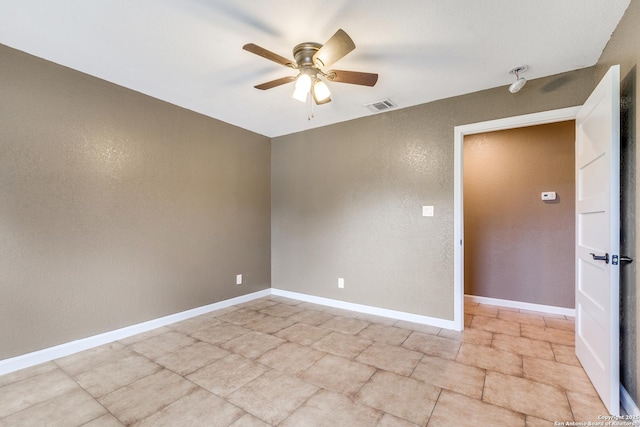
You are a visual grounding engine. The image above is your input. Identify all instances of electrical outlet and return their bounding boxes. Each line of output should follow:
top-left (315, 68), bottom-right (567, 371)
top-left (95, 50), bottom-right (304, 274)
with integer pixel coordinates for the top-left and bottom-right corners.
top-left (338, 278), bottom-right (344, 289)
top-left (236, 274), bottom-right (242, 285)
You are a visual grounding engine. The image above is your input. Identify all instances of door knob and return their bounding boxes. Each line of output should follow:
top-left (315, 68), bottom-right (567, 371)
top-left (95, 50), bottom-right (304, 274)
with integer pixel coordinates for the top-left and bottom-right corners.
top-left (620, 256), bottom-right (634, 263)
top-left (590, 252), bottom-right (609, 264)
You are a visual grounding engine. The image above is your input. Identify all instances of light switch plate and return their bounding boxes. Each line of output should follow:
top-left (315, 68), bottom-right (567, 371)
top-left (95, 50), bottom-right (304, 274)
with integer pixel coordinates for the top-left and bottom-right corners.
top-left (422, 206), bottom-right (434, 217)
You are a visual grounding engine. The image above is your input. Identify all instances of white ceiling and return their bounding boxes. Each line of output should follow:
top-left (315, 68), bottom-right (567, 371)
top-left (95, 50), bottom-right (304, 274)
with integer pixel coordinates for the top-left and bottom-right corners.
top-left (0, 0), bottom-right (630, 137)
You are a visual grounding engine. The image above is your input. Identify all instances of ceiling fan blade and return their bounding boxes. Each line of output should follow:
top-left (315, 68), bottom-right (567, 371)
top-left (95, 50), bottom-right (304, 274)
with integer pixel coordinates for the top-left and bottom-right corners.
top-left (243, 43), bottom-right (296, 68)
top-left (254, 76), bottom-right (296, 90)
top-left (312, 29), bottom-right (355, 69)
top-left (327, 70), bottom-right (378, 87)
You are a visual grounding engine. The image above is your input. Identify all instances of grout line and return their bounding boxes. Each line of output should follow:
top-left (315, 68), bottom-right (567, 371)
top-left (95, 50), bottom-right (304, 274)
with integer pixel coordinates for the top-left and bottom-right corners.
top-left (425, 387), bottom-right (443, 426)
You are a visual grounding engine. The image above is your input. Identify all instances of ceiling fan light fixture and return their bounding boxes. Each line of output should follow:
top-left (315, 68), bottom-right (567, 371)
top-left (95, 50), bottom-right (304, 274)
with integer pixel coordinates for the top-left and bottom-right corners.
top-left (292, 73), bottom-right (312, 102)
top-left (312, 79), bottom-right (331, 104)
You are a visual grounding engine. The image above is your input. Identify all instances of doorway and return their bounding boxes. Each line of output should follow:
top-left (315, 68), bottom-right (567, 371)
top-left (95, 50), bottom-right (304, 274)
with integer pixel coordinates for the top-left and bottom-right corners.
top-left (463, 121), bottom-right (575, 309)
top-left (453, 107), bottom-right (581, 330)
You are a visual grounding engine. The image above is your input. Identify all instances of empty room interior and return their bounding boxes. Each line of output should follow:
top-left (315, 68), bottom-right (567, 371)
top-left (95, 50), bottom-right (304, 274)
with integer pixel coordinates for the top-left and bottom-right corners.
top-left (1, 1), bottom-right (640, 426)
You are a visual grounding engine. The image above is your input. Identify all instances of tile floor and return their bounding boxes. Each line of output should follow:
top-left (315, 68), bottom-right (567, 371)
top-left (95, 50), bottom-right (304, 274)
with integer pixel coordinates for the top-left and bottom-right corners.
top-left (0, 297), bottom-right (608, 426)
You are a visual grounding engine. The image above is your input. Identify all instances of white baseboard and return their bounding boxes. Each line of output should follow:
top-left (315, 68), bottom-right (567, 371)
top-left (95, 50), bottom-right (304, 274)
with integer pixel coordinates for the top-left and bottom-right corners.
top-left (272, 288), bottom-right (457, 330)
top-left (621, 385), bottom-right (640, 422)
top-left (1, 287), bottom-right (461, 377)
top-left (465, 294), bottom-right (575, 317)
top-left (0, 289), bottom-right (271, 377)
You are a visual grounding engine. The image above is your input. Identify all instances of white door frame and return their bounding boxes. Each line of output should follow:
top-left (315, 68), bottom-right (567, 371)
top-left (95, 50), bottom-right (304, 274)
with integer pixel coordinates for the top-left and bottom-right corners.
top-left (452, 106), bottom-right (581, 330)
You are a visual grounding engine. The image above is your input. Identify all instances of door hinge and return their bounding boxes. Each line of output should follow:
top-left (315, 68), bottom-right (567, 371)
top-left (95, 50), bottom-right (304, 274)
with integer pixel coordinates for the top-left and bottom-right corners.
top-left (612, 255), bottom-right (619, 265)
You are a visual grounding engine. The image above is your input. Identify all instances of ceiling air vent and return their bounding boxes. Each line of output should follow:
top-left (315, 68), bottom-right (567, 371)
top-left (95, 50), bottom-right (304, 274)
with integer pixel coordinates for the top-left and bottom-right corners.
top-left (364, 98), bottom-right (397, 113)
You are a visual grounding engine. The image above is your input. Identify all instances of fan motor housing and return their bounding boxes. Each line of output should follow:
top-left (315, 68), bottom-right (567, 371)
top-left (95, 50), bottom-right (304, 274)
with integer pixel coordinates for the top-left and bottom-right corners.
top-left (293, 42), bottom-right (321, 67)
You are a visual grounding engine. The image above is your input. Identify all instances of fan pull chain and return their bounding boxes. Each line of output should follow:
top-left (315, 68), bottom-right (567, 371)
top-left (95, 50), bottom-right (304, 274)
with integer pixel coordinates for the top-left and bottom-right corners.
top-left (307, 93), bottom-right (314, 120)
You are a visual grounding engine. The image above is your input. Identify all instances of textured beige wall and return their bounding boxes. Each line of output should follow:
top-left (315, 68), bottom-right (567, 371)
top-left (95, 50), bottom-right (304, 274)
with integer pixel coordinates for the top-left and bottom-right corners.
top-left (464, 121), bottom-right (575, 308)
top-left (272, 68), bottom-right (596, 320)
top-left (596, 0), bottom-right (639, 405)
top-left (0, 44), bottom-right (271, 359)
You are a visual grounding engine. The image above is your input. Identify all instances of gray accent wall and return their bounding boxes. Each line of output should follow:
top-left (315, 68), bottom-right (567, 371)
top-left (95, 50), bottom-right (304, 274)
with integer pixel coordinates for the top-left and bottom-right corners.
top-left (272, 69), bottom-right (596, 320)
top-left (596, 0), bottom-right (640, 406)
top-left (0, 44), bottom-right (271, 360)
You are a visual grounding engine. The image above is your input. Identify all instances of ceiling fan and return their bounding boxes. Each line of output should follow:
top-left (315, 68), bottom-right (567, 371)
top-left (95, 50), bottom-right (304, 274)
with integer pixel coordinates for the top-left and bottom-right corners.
top-left (243, 29), bottom-right (378, 107)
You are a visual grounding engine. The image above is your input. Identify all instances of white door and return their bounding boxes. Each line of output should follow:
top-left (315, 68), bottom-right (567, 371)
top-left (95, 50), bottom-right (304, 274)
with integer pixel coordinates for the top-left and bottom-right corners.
top-left (575, 64), bottom-right (620, 415)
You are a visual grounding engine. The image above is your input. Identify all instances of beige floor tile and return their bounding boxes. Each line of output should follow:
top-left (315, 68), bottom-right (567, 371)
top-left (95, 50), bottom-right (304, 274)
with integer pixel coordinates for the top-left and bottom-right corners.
top-left (402, 331), bottom-right (461, 360)
top-left (319, 316), bottom-right (370, 335)
top-left (311, 331), bottom-right (372, 359)
top-left (520, 324), bottom-right (574, 346)
top-left (217, 308), bottom-right (267, 326)
top-left (281, 389), bottom-right (381, 427)
top-left (118, 327), bottom-right (172, 346)
top-left (356, 371), bottom-right (440, 425)
top-left (0, 301), bottom-right (591, 427)
top-left (498, 311), bottom-right (547, 328)
top-left (355, 342), bottom-right (422, 376)
top-left (208, 306), bottom-right (240, 318)
top-left (464, 304), bottom-right (499, 318)
top-left (236, 298), bottom-right (278, 311)
top-left (81, 413), bottom-right (124, 426)
top-left (295, 302), bottom-right (329, 312)
top-left (245, 314), bottom-right (296, 334)
top-left (135, 388), bottom-right (245, 426)
top-left (98, 369), bottom-right (197, 425)
top-left (186, 354), bottom-right (266, 397)
top-left (227, 370), bottom-right (318, 425)
top-left (521, 309), bottom-right (566, 318)
top-left (484, 304), bottom-right (520, 312)
top-left (356, 313), bottom-right (399, 326)
top-left (394, 320), bottom-right (441, 336)
top-left (74, 355), bottom-right (161, 398)
top-left (377, 413), bottom-right (419, 427)
top-left (257, 342), bottom-right (325, 374)
top-left (491, 334), bottom-right (555, 360)
top-left (55, 343), bottom-right (134, 377)
top-left (167, 314), bottom-right (221, 334)
top-left (0, 362), bottom-right (57, 388)
top-left (469, 315), bottom-right (521, 336)
top-left (221, 331), bottom-right (286, 359)
top-left (456, 342), bottom-right (523, 376)
top-left (129, 331), bottom-right (196, 360)
top-left (437, 328), bottom-right (493, 347)
top-left (321, 306), bottom-right (361, 318)
top-left (190, 323), bottom-right (252, 346)
top-left (259, 303), bottom-right (304, 318)
top-left (524, 415), bottom-right (556, 426)
top-left (464, 314), bottom-right (473, 327)
top-left (275, 323), bottom-right (331, 346)
top-left (551, 343), bottom-right (581, 367)
top-left (267, 296), bottom-right (303, 306)
top-left (357, 323), bottom-right (412, 346)
top-left (287, 310), bottom-right (335, 326)
top-left (228, 413), bottom-right (270, 426)
top-left (544, 317), bottom-right (575, 332)
top-left (301, 354), bottom-right (376, 397)
top-left (429, 389), bottom-right (525, 427)
top-left (523, 357), bottom-right (598, 396)
top-left (155, 341), bottom-right (229, 375)
top-left (411, 355), bottom-right (485, 399)
top-left (0, 388), bottom-right (106, 427)
top-left (566, 391), bottom-right (608, 422)
top-left (483, 371), bottom-right (572, 421)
